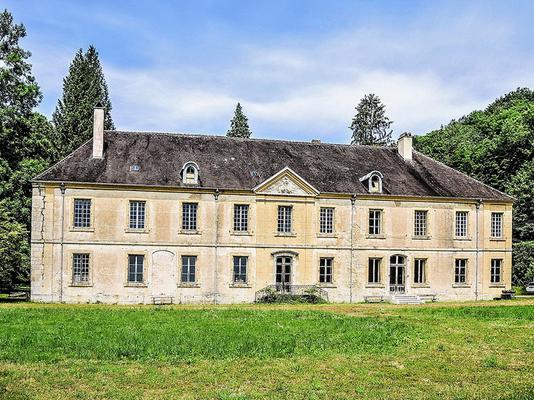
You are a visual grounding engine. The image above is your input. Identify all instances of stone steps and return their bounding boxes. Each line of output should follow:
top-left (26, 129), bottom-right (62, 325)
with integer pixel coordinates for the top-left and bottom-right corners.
top-left (391, 295), bottom-right (423, 305)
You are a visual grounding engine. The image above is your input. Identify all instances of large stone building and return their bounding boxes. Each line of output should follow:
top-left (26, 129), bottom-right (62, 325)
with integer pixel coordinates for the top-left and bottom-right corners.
top-left (30, 108), bottom-right (513, 304)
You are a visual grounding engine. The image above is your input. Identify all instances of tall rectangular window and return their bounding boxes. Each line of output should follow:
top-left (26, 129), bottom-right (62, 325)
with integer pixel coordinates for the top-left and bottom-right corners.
top-left (491, 259), bottom-right (502, 283)
top-left (455, 211), bottom-right (468, 238)
top-left (319, 207), bottom-right (334, 234)
top-left (233, 256), bottom-right (248, 283)
top-left (368, 258), bottom-right (381, 283)
top-left (454, 259), bottom-right (467, 284)
top-left (414, 210), bottom-right (428, 237)
top-left (73, 199), bottom-right (91, 228)
top-left (414, 258), bottom-right (426, 284)
top-left (72, 253), bottom-right (90, 284)
top-left (368, 210), bottom-right (382, 235)
top-left (319, 257), bottom-right (333, 283)
top-left (491, 212), bottom-right (503, 238)
top-left (277, 206), bottom-right (292, 233)
top-left (181, 256), bottom-right (197, 283)
top-left (128, 254), bottom-right (144, 283)
top-left (182, 203), bottom-right (198, 231)
top-left (233, 205), bottom-right (249, 232)
top-left (129, 201), bottom-right (146, 229)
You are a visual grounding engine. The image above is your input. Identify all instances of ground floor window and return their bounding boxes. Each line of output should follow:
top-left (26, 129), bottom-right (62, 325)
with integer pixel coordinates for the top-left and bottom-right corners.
top-left (490, 259), bottom-right (502, 283)
top-left (128, 254), bottom-right (144, 283)
top-left (319, 257), bottom-right (333, 283)
top-left (72, 253), bottom-right (90, 284)
top-left (181, 255), bottom-right (197, 283)
top-left (413, 258), bottom-right (426, 284)
top-left (368, 258), bottom-right (381, 283)
top-left (454, 259), bottom-right (467, 284)
top-left (233, 256), bottom-right (248, 283)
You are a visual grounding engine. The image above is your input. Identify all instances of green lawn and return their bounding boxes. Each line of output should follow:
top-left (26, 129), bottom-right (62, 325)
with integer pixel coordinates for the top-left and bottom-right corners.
top-left (0, 300), bottom-right (533, 400)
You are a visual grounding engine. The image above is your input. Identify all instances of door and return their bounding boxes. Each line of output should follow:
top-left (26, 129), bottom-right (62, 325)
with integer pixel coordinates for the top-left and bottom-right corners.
top-left (389, 255), bottom-right (406, 293)
top-left (151, 250), bottom-right (176, 299)
top-left (275, 256), bottom-right (292, 292)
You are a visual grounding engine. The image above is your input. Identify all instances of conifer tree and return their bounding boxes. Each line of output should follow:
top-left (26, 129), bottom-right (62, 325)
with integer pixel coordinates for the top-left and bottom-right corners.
top-left (349, 94), bottom-right (393, 145)
top-left (227, 102), bottom-right (252, 138)
top-left (53, 45), bottom-right (114, 156)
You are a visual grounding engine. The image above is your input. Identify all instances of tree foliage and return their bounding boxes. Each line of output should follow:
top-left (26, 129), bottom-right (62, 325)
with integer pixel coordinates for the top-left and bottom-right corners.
top-left (349, 94), bottom-right (393, 145)
top-left (512, 241), bottom-right (534, 286)
top-left (53, 45), bottom-right (114, 156)
top-left (227, 102), bottom-right (252, 138)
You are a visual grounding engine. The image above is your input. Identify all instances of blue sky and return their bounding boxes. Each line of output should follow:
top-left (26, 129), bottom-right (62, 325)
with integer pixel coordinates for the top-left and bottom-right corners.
top-left (5, 0), bottom-right (534, 143)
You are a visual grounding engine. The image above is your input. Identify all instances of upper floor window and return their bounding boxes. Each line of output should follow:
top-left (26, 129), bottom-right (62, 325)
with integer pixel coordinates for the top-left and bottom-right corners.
top-left (278, 206), bottom-right (292, 233)
top-left (414, 210), bottom-right (428, 237)
top-left (455, 211), bottom-right (468, 238)
top-left (368, 258), bottom-right (381, 283)
top-left (454, 259), bottom-right (467, 284)
top-left (181, 255), bottom-right (197, 283)
top-left (182, 203), bottom-right (198, 231)
top-left (128, 254), bottom-right (144, 283)
top-left (413, 258), bottom-right (426, 284)
top-left (490, 259), bottom-right (502, 284)
top-left (491, 212), bottom-right (503, 238)
top-left (233, 256), bottom-right (248, 284)
top-left (72, 253), bottom-right (90, 284)
top-left (73, 199), bottom-right (91, 228)
top-left (319, 257), bottom-right (333, 283)
top-left (319, 207), bottom-right (334, 234)
top-left (182, 162), bottom-right (199, 185)
top-left (368, 210), bottom-right (382, 235)
top-left (360, 171), bottom-right (383, 194)
top-left (129, 201), bottom-right (146, 229)
top-left (233, 205), bottom-right (249, 232)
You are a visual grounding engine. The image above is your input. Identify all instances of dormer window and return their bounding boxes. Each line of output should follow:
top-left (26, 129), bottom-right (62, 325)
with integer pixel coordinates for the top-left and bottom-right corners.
top-left (359, 171), bottom-right (383, 194)
top-left (182, 162), bottom-right (199, 185)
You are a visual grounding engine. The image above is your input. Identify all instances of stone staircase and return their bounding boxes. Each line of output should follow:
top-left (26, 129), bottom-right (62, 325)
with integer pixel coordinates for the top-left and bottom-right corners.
top-left (391, 294), bottom-right (424, 305)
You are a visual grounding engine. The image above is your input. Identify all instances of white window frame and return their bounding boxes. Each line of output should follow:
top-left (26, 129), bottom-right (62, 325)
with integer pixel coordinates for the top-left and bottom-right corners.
top-left (233, 204), bottom-right (249, 232)
top-left (455, 211), bottom-right (469, 238)
top-left (277, 205), bottom-right (292, 233)
top-left (127, 254), bottom-right (145, 284)
top-left (73, 198), bottom-right (92, 228)
top-left (181, 255), bottom-right (197, 283)
top-left (233, 256), bottom-right (248, 284)
top-left (72, 253), bottom-right (90, 285)
top-left (490, 259), bottom-right (502, 284)
top-left (413, 210), bottom-right (428, 237)
top-left (454, 258), bottom-right (467, 284)
top-left (319, 207), bottom-right (334, 234)
top-left (129, 200), bottom-right (146, 230)
top-left (368, 209), bottom-right (382, 235)
top-left (491, 212), bottom-right (503, 239)
top-left (182, 202), bottom-right (198, 231)
top-left (319, 257), bottom-right (333, 284)
top-left (413, 258), bottom-right (426, 284)
top-left (368, 258), bottom-right (381, 284)
top-left (182, 162), bottom-right (199, 185)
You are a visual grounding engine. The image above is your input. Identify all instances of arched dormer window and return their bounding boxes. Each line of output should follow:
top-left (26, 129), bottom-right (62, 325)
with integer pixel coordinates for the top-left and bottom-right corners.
top-left (181, 162), bottom-right (199, 185)
top-left (359, 170), bottom-right (383, 194)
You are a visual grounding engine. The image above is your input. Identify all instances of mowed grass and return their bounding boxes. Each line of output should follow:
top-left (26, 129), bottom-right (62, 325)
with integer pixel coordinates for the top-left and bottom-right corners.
top-left (0, 300), bottom-right (532, 400)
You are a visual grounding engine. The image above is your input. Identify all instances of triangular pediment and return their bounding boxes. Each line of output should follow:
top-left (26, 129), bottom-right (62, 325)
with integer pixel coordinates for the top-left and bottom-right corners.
top-left (254, 167), bottom-right (319, 196)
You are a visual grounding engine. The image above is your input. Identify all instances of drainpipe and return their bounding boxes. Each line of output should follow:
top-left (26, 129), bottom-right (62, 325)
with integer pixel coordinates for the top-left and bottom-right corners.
top-left (349, 195), bottom-right (356, 303)
top-left (59, 183), bottom-right (66, 303)
top-left (475, 199), bottom-right (481, 301)
top-left (213, 189), bottom-right (220, 304)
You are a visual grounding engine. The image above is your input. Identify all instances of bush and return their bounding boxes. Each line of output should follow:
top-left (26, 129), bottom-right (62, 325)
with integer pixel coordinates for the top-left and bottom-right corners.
top-left (512, 241), bottom-right (534, 287)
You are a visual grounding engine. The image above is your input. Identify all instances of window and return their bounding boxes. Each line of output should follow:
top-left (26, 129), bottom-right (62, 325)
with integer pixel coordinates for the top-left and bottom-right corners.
top-left (233, 205), bottom-right (249, 232)
top-left (277, 206), bottom-right (292, 233)
top-left (414, 259), bottom-right (426, 284)
top-left (182, 203), bottom-right (198, 231)
top-left (491, 212), bottom-right (503, 238)
top-left (233, 256), bottom-right (248, 283)
top-left (491, 259), bottom-right (502, 284)
top-left (368, 258), bottom-right (381, 283)
top-left (72, 253), bottom-right (90, 284)
top-left (455, 211), bottom-right (468, 238)
top-left (319, 207), bottom-right (334, 234)
top-left (181, 256), bottom-right (196, 283)
top-left (414, 210), bottom-right (428, 237)
top-left (129, 201), bottom-right (146, 229)
top-left (319, 257), bottom-right (333, 283)
top-left (73, 199), bottom-right (91, 228)
top-left (368, 210), bottom-right (382, 235)
top-left (182, 162), bottom-right (199, 185)
top-left (369, 174), bottom-right (382, 193)
top-left (128, 255), bottom-right (144, 283)
top-left (454, 259), bottom-right (467, 284)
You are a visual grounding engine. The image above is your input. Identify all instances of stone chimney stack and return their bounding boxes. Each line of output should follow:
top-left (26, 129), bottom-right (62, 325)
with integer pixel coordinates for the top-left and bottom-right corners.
top-left (92, 107), bottom-right (104, 159)
top-left (397, 132), bottom-right (413, 161)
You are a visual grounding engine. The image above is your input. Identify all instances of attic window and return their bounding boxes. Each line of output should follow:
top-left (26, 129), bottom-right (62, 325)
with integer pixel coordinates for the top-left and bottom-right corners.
top-left (359, 171), bottom-right (383, 194)
top-left (130, 164), bottom-right (141, 172)
top-left (182, 162), bottom-right (199, 185)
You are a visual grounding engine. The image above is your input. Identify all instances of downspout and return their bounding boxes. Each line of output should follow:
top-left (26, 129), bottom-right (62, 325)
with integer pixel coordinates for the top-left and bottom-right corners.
top-left (213, 189), bottom-right (220, 304)
top-left (475, 199), bottom-right (481, 301)
top-left (59, 183), bottom-right (66, 303)
top-left (349, 195), bottom-right (356, 303)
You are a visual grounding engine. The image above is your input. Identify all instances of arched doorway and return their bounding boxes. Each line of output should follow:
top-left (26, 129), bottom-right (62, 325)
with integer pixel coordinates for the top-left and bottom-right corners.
top-left (275, 256), bottom-right (292, 292)
top-left (389, 255), bottom-right (406, 293)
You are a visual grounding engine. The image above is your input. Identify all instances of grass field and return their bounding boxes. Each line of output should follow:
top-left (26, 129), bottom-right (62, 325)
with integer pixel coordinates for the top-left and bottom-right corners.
top-left (0, 300), bottom-right (533, 400)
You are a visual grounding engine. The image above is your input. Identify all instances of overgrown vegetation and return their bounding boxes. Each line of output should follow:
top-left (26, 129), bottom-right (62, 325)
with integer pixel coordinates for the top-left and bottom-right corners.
top-left (0, 301), bottom-right (532, 399)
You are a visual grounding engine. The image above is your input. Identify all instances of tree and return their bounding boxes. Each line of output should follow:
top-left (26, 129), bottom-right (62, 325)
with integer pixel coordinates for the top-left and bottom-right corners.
top-left (227, 102), bottom-right (252, 138)
top-left (349, 94), bottom-right (393, 145)
top-left (53, 45), bottom-right (114, 156)
top-left (0, 9), bottom-right (56, 289)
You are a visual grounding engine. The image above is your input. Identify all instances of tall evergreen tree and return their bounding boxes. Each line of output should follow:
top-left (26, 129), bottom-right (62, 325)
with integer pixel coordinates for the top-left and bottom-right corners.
top-left (53, 45), bottom-right (114, 156)
top-left (0, 9), bottom-right (56, 289)
top-left (227, 102), bottom-right (252, 138)
top-left (349, 94), bottom-right (393, 145)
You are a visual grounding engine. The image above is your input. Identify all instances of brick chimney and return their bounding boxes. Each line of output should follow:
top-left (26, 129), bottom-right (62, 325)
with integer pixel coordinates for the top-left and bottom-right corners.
top-left (397, 132), bottom-right (413, 161)
top-left (92, 107), bottom-right (104, 159)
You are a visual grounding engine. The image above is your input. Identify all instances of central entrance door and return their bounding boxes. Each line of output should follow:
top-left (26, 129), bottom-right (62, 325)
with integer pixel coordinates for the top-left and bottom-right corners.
top-left (275, 256), bottom-right (292, 292)
top-left (389, 255), bottom-right (406, 294)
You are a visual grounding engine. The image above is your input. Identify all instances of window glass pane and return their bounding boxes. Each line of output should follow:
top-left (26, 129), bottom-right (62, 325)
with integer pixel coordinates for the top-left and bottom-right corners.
top-left (369, 210), bottom-right (381, 235)
top-left (319, 208), bottom-right (334, 234)
top-left (491, 213), bottom-right (503, 238)
top-left (233, 205), bottom-right (249, 231)
top-left (129, 201), bottom-right (146, 229)
top-left (73, 199), bottom-right (91, 228)
top-left (455, 211), bottom-right (468, 237)
top-left (181, 256), bottom-right (197, 283)
top-left (233, 256), bottom-right (248, 283)
top-left (319, 257), bottom-right (333, 283)
top-left (73, 253), bottom-right (90, 283)
top-left (454, 259), bottom-right (466, 284)
top-left (491, 259), bottom-right (502, 283)
top-left (128, 255), bottom-right (144, 283)
top-left (414, 211), bottom-right (427, 237)
top-left (182, 203), bottom-right (198, 231)
top-left (368, 258), bottom-right (380, 283)
top-left (278, 206), bottom-right (292, 233)
top-left (414, 259), bottom-right (425, 284)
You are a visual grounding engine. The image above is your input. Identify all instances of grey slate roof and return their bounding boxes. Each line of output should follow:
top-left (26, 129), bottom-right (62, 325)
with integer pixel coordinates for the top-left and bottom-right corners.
top-left (34, 131), bottom-right (512, 201)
